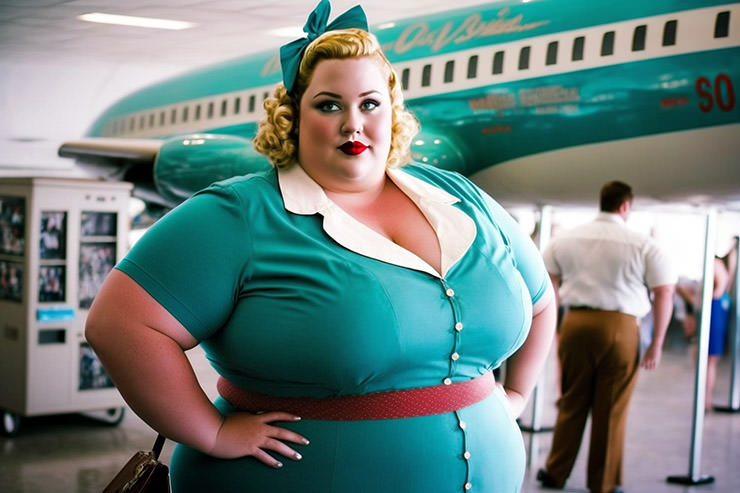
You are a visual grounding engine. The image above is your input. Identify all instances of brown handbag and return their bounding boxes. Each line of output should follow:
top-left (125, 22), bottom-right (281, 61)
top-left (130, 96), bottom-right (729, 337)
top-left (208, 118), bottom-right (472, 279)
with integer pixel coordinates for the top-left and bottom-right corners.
top-left (103, 434), bottom-right (170, 492)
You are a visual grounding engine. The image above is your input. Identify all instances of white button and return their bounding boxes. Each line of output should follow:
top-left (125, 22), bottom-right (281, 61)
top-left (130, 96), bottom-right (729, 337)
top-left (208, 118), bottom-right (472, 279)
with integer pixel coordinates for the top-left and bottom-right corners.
top-left (465, 482), bottom-right (472, 490)
top-left (459, 420), bottom-right (467, 430)
top-left (446, 288), bottom-right (455, 297)
top-left (443, 377), bottom-right (452, 385)
top-left (451, 352), bottom-right (460, 361)
top-left (455, 322), bottom-right (463, 331)
top-left (463, 451), bottom-right (471, 459)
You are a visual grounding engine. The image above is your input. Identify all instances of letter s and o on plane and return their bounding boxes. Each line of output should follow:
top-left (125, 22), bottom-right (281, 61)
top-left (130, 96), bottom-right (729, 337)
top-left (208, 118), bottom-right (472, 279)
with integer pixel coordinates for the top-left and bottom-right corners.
top-left (696, 74), bottom-right (735, 112)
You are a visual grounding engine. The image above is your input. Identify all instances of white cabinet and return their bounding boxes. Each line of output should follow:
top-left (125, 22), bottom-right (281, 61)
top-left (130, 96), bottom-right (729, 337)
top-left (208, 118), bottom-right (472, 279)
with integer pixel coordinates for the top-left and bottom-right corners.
top-left (0, 177), bottom-right (133, 434)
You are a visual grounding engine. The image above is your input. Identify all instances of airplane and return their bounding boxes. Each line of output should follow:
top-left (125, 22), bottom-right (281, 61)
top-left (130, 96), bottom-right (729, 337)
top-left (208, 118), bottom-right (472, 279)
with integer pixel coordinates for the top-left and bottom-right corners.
top-left (58, 0), bottom-right (740, 212)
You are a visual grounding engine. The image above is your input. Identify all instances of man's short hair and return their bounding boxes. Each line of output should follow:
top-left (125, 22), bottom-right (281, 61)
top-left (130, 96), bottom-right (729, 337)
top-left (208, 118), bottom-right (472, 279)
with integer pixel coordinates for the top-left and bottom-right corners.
top-left (600, 181), bottom-right (633, 212)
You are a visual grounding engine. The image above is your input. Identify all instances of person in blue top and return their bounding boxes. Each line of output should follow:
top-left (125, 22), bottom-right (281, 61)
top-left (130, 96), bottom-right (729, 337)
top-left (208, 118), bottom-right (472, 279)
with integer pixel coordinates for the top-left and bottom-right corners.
top-left (85, 2), bottom-right (556, 491)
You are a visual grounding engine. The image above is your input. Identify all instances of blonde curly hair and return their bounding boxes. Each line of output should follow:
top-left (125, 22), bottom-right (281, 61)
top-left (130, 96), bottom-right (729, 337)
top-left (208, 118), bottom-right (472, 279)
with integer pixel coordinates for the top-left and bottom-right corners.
top-left (253, 28), bottom-right (419, 169)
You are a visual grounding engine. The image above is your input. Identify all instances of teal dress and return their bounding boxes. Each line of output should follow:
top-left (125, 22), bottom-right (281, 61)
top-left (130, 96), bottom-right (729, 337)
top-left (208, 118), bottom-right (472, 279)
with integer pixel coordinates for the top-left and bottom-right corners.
top-left (117, 163), bottom-right (549, 493)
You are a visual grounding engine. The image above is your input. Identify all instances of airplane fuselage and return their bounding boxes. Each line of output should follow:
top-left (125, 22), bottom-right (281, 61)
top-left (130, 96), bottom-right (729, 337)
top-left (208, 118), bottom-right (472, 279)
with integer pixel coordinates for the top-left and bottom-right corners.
top-left (61, 0), bottom-right (740, 208)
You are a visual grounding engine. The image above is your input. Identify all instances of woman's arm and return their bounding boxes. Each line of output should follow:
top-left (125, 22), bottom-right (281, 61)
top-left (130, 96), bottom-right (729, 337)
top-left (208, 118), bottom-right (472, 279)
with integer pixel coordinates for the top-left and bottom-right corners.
top-left (501, 284), bottom-right (557, 417)
top-left (85, 269), bottom-right (307, 467)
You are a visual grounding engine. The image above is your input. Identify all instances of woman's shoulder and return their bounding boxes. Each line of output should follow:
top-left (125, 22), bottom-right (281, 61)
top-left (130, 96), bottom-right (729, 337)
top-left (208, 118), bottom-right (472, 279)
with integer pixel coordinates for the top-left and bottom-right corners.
top-left (210, 167), bottom-right (278, 193)
top-left (401, 162), bottom-right (506, 214)
top-left (399, 162), bottom-right (479, 194)
top-left (193, 168), bottom-right (280, 205)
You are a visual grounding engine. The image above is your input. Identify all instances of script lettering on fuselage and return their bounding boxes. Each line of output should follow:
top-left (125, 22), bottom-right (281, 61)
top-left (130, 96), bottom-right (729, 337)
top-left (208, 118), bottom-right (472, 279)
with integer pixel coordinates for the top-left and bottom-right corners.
top-left (389, 8), bottom-right (550, 55)
top-left (261, 55), bottom-right (281, 78)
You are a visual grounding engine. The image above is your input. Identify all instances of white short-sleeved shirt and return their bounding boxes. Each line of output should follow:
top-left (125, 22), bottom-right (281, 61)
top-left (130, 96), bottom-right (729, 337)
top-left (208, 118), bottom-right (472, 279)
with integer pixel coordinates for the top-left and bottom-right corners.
top-left (543, 212), bottom-right (677, 318)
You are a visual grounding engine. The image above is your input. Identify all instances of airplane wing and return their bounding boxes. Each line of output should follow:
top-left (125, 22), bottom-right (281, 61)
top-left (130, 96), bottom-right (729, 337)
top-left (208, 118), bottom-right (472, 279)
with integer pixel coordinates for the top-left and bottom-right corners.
top-left (58, 137), bottom-right (165, 205)
top-left (58, 137), bottom-right (162, 164)
top-left (58, 134), bottom-right (273, 207)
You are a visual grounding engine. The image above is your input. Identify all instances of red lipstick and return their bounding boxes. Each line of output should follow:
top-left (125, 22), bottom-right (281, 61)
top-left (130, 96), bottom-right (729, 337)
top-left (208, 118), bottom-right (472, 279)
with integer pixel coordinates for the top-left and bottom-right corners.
top-left (339, 141), bottom-right (368, 155)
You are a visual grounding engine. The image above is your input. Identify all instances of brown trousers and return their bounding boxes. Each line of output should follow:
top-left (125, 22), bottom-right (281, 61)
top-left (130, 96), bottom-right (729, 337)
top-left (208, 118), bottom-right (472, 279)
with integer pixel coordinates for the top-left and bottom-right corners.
top-left (544, 309), bottom-right (640, 493)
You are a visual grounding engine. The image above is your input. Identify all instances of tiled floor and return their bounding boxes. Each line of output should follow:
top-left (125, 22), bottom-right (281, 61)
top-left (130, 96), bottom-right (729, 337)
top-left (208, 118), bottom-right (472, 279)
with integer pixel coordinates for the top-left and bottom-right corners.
top-left (1, 330), bottom-right (738, 492)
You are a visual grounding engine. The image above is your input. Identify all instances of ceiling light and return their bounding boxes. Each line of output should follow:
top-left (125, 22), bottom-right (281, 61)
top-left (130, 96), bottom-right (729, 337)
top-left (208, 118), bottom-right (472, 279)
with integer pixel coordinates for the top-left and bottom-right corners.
top-left (78, 13), bottom-right (196, 30)
top-left (267, 26), bottom-right (305, 38)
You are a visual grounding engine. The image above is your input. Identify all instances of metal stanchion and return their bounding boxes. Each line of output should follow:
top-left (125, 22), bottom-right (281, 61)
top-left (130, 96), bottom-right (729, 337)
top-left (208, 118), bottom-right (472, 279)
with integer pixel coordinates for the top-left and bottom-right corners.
top-left (519, 205), bottom-right (554, 468)
top-left (714, 237), bottom-right (740, 413)
top-left (666, 208), bottom-right (716, 486)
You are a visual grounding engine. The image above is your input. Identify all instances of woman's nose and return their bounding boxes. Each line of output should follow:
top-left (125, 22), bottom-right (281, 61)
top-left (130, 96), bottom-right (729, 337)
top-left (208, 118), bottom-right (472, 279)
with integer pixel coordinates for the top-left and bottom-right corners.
top-left (341, 110), bottom-right (362, 135)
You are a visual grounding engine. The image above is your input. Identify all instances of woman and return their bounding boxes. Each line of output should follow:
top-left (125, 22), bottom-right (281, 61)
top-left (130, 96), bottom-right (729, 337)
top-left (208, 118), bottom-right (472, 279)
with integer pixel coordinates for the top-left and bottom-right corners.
top-left (86, 2), bottom-right (556, 491)
top-left (706, 253), bottom-right (733, 410)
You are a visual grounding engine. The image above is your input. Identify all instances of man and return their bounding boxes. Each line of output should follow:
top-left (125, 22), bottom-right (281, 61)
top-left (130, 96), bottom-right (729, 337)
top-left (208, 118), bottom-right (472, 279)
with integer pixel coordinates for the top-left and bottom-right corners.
top-left (537, 181), bottom-right (676, 493)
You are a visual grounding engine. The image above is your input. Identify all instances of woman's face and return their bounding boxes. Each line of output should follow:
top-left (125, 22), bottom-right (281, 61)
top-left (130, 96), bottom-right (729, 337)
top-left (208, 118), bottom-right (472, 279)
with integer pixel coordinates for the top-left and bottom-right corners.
top-left (297, 56), bottom-right (392, 193)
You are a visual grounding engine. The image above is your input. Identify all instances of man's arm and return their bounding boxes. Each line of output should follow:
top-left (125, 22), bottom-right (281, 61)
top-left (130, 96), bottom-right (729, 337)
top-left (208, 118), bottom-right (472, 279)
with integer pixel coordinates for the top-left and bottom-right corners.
top-left (641, 284), bottom-right (675, 370)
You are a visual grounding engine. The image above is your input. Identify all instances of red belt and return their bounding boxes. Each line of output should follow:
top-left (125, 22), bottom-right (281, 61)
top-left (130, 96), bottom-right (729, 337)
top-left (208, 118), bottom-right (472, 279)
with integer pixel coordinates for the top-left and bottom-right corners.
top-left (217, 371), bottom-right (495, 421)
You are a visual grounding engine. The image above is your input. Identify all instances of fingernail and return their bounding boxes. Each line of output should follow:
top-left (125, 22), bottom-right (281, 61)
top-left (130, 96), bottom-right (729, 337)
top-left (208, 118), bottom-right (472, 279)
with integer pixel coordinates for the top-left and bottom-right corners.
top-left (294, 452), bottom-right (302, 460)
top-left (294, 416), bottom-right (302, 421)
top-left (275, 462), bottom-right (283, 468)
top-left (303, 438), bottom-right (310, 445)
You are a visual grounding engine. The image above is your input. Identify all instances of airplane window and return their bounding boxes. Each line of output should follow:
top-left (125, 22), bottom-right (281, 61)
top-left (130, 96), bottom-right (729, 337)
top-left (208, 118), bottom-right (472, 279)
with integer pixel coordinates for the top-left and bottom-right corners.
top-left (422, 64), bottom-right (432, 87)
top-left (170, 109), bottom-right (177, 125)
top-left (159, 112), bottom-right (165, 127)
top-left (221, 99), bottom-right (228, 117)
top-left (130, 118), bottom-right (136, 132)
top-left (572, 36), bottom-right (585, 61)
top-left (601, 31), bottom-right (615, 56)
top-left (715, 11), bottom-right (730, 38)
top-left (208, 102), bottom-right (214, 119)
top-left (195, 105), bottom-right (202, 120)
top-left (467, 56), bottom-right (478, 79)
top-left (401, 68), bottom-right (410, 91)
top-left (518, 46), bottom-right (530, 70)
top-left (249, 95), bottom-right (256, 113)
top-left (663, 20), bottom-right (677, 46)
top-left (234, 97), bottom-right (241, 114)
top-left (182, 107), bottom-right (189, 122)
top-left (148, 114), bottom-right (155, 128)
top-left (444, 61), bottom-right (455, 83)
top-left (546, 41), bottom-right (558, 65)
top-left (492, 51), bottom-right (504, 74)
top-left (139, 115), bottom-right (146, 129)
top-left (633, 25), bottom-right (647, 51)
top-left (263, 91), bottom-right (269, 100)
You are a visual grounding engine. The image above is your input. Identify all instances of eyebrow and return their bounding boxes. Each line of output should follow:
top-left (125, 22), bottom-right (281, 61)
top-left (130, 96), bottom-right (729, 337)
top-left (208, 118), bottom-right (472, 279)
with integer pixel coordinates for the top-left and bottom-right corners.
top-left (312, 90), bottom-right (381, 100)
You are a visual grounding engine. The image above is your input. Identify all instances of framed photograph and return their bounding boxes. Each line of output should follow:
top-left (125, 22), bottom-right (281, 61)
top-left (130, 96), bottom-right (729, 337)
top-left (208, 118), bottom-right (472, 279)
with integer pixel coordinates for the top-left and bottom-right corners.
top-left (39, 265), bottom-right (66, 302)
top-left (80, 211), bottom-right (117, 237)
top-left (40, 211), bottom-right (67, 259)
top-left (0, 260), bottom-right (23, 302)
top-left (79, 242), bottom-right (116, 309)
top-left (79, 342), bottom-right (115, 390)
top-left (0, 196), bottom-right (26, 256)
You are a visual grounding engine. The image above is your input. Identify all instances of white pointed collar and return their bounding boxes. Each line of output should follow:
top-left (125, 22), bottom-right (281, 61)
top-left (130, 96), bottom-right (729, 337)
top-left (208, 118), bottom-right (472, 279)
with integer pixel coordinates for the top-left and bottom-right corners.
top-left (277, 164), bottom-right (476, 278)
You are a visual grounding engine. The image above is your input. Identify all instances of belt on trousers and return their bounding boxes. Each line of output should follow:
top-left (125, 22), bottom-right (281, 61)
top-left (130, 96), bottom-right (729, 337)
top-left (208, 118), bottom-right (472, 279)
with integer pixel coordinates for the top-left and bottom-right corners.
top-left (217, 371), bottom-right (495, 421)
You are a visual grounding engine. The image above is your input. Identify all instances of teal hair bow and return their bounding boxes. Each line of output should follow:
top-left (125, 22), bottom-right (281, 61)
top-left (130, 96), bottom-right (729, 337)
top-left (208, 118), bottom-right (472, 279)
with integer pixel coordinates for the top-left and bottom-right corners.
top-left (280, 0), bottom-right (368, 92)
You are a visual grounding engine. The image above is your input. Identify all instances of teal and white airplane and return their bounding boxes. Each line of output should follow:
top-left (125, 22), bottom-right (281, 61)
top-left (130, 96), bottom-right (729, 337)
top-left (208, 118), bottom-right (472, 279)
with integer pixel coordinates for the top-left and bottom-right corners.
top-left (59, 0), bottom-right (740, 209)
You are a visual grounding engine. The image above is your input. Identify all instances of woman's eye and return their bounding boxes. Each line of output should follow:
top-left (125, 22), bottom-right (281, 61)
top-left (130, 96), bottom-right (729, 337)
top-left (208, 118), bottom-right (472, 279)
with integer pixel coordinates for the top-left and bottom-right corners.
top-left (316, 101), bottom-right (340, 112)
top-left (361, 99), bottom-right (379, 111)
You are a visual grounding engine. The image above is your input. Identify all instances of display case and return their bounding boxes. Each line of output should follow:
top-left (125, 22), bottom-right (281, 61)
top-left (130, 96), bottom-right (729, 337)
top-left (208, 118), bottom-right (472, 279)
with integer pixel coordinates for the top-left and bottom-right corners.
top-left (0, 177), bottom-right (133, 435)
